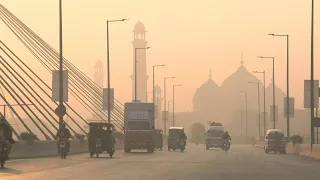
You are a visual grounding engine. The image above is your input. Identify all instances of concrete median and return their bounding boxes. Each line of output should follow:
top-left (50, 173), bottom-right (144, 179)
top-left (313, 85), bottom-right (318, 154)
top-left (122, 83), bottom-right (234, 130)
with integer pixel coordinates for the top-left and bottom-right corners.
top-left (253, 141), bottom-right (320, 159)
top-left (10, 139), bottom-right (124, 159)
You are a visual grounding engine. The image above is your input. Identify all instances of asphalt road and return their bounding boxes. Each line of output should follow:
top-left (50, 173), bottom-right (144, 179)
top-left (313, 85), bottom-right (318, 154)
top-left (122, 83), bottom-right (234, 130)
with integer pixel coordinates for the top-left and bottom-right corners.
top-left (0, 144), bottom-right (320, 180)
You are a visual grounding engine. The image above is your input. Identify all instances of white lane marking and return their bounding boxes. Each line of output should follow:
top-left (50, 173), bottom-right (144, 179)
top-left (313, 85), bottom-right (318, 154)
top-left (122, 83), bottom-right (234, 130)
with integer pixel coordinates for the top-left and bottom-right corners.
top-left (59, 162), bottom-right (89, 170)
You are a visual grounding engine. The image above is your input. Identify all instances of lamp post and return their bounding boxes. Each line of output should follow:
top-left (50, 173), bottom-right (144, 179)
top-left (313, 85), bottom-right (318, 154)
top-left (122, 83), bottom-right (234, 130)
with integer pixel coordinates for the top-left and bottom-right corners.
top-left (134, 47), bottom-right (150, 102)
top-left (310, 0), bottom-right (315, 151)
top-left (106, 19), bottom-right (128, 123)
top-left (268, 33), bottom-right (290, 138)
top-left (259, 56), bottom-right (276, 129)
top-left (172, 84), bottom-right (182, 126)
top-left (58, 0), bottom-right (64, 129)
top-left (240, 101), bottom-right (244, 140)
top-left (153, 64), bottom-right (165, 128)
top-left (240, 90), bottom-right (248, 139)
top-left (168, 100), bottom-right (171, 125)
top-left (253, 71), bottom-right (266, 135)
top-left (163, 77), bottom-right (175, 135)
top-left (249, 82), bottom-right (261, 138)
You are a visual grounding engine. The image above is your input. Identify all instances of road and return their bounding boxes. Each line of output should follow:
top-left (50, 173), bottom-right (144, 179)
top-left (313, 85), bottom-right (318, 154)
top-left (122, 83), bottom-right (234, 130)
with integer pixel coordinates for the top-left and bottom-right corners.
top-left (0, 144), bottom-right (320, 180)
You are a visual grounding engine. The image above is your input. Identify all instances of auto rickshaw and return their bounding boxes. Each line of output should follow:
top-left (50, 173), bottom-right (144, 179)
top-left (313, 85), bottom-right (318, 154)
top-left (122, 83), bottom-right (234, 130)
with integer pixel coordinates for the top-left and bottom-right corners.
top-left (168, 127), bottom-right (186, 152)
top-left (88, 122), bottom-right (116, 158)
top-left (153, 129), bottom-right (163, 150)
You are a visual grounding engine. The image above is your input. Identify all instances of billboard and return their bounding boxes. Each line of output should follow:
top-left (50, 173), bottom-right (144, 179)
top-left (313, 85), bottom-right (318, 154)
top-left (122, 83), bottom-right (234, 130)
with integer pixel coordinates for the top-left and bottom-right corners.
top-left (304, 80), bottom-right (319, 108)
top-left (52, 70), bottom-right (68, 102)
top-left (103, 88), bottom-right (114, 110)
top-left (284, 97), bottom-right (295, 118)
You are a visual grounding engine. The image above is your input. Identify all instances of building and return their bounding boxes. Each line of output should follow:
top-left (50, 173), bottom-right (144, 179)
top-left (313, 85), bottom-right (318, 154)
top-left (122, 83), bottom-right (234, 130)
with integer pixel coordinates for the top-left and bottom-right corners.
top-left (172, 57), bottom-right (304, 141)
top-left (131, 21), bottom-right (149, 102)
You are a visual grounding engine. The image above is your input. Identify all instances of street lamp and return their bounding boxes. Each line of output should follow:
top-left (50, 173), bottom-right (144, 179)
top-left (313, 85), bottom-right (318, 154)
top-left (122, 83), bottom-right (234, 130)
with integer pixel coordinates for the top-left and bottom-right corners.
top-left (58, 0), bottom-right (64, 129)
top-left (310, 0), bottom-right (315, 151)
top-left (153, 64), bottom-right (165, 129)
top-left (268, 33), bottom-right (290, 138)
top-left (134, 47), bottom-right (150, 102)
top-left (163, 76), bottom-right (175, 135)
top-left (253, 71), bottom-right (266, 135)
top-left (258, 56), bottom-right (276, 129)
top-left (249, 82), bottom-right (261, 139)
top-left (240, 101), bottom-right (244, 140)
top-left (240, 90), bottom-right (248, 139)
top-left (168, 100), bottom-right (172, 125)
top-left (106, 18), bottom-right (128, 123)
top-left (172, 84), bottom-right (182, 126)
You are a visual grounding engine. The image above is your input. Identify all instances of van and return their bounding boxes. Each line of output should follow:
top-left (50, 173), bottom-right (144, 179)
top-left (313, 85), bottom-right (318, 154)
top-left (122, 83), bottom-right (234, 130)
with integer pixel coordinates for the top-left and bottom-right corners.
top-left (264, 129), bottom-right (287, 154)
top-left (205, 126), bottom-right (224, 150)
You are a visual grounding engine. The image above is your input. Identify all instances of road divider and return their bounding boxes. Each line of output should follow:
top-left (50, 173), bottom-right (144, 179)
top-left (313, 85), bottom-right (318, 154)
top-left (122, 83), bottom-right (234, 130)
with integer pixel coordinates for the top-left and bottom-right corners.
top-left (253, 141), bottom-right (320, 159)
top-left (10, 139), bottom-right (124, 159)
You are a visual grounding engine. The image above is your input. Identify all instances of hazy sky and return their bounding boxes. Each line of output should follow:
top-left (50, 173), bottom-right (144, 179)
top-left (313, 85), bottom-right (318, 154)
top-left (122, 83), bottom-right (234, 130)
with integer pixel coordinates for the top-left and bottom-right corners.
top-left (1, 0), bottom-right (319, 112)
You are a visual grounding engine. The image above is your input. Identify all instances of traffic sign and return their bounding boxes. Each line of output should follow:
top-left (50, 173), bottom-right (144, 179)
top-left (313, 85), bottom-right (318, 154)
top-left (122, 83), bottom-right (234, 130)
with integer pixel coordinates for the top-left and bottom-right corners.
top-left (284, 97), bottom-right (295, 118)
top-left (55, 105), bottom-right (66, 116)
top-left (304, 80), bottom-right (319, 108)
top-left (313, 117), bottom-right (320, 127)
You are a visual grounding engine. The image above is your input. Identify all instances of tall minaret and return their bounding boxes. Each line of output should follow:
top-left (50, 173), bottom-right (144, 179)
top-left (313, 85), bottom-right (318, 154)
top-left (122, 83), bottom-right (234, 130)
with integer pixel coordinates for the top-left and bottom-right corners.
top-left (131, 21), bottom-right (149, 102)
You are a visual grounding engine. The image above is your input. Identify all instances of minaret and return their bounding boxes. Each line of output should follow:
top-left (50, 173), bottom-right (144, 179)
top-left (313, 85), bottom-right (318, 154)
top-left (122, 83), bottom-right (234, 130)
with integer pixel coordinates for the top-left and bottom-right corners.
top-left (131, 21), bottom-right (149, 102)
top-left (94, 60), bottom-right (105, 88)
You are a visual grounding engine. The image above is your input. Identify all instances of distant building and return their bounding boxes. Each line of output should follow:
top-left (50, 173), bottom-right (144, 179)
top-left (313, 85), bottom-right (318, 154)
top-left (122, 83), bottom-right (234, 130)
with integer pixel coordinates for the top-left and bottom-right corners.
top-left (131, 21), bottom-right (149, 102)
top-left (172, 56), bottom-right (294, 140)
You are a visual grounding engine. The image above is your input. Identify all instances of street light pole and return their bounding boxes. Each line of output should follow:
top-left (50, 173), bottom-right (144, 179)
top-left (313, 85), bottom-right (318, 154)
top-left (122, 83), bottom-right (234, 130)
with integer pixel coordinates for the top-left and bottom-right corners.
top-left (58, 0), bottom-right (64, 128)
top-left (240, 90), bottom-right (248, 139)
top-left (253, 71), bottom-right (266, 135)
top-left (164, 77), bottom-right (175, 135)
top-left (134, 47), bottom-right (150, 102)
top-left (259, 56), bottom-right (276, 129)
top-left (249, 82), bottom-right (261, 138)
top-left (268, 33), bottom-right (290, 138)
top-left (240, 101), bottom-right (243, 140)
top-left (153, 64), bottom-right (165, 129)
top-left (310, 0), bottom-right (315, 151)
top-left (168, 100), bottom-right (171, 125)
top-left (172, 84), bottom-right (182, 126)
top-left (106, 19), bottom-right (128, 123)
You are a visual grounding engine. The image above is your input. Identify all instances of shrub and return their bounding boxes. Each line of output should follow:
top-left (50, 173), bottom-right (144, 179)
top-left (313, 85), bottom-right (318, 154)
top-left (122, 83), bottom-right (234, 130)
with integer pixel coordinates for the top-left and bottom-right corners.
top-left (290, 134), bottom-right (303, 144)
top-left (20, 132), bottom-right (38, 145)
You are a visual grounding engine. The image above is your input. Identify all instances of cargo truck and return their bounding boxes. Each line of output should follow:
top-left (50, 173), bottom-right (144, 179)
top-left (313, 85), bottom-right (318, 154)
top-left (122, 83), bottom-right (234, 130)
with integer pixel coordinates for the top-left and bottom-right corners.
top-left (124, 102), bottom-right (155, 153)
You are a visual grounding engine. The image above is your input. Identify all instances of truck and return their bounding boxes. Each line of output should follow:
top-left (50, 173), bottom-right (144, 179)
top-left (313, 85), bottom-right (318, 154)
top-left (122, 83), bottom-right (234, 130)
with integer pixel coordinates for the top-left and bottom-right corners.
top-left (205, 123), bottom-right (225, 150)
top-left (123, 102), bottom-right (155, 153)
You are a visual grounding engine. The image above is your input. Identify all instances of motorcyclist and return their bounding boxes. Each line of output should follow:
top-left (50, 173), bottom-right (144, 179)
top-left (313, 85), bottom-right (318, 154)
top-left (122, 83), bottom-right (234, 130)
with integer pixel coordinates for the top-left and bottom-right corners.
top-left (222, 131), bottom-right (231, 149)
top-left (0, 115), bottom-right (15, 160)
top-left (56, 122), bottom-right (71, 153)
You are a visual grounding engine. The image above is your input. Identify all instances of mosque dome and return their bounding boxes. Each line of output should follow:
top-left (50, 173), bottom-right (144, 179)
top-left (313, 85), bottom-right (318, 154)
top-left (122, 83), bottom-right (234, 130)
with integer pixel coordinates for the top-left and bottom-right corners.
top-left (193, 69), bottom-right (220, 113)
top-left (133, 21), bottom-right (146, 32)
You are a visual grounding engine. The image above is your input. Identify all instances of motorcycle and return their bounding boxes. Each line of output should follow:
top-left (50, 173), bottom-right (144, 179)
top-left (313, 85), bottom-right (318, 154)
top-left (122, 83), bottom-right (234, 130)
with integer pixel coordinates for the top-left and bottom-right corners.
top-left (222, 140), bottom-right (230, 153)
top-left (0, 141), bottom-right (7, 168)
top-left (95, 137), bottom-right (102, 158)
top-left (60, 139), bottom-right (68, 159)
